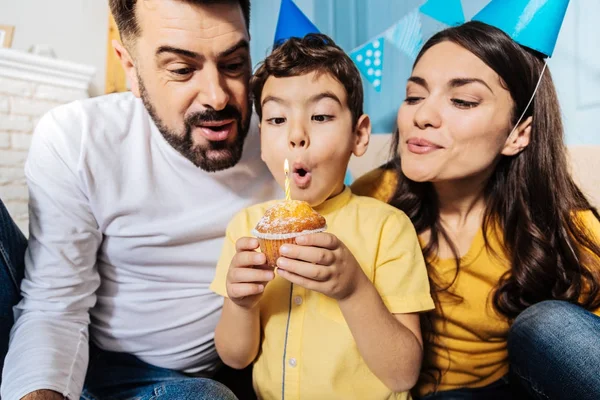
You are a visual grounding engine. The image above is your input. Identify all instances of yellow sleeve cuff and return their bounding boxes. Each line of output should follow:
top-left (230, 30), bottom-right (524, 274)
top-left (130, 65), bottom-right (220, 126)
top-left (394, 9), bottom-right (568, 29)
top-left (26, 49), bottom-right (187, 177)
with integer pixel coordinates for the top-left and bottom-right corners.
top-left (383, 292), bottom-right (435, 314)
top-left (209, 279), bottom-right (228, 298)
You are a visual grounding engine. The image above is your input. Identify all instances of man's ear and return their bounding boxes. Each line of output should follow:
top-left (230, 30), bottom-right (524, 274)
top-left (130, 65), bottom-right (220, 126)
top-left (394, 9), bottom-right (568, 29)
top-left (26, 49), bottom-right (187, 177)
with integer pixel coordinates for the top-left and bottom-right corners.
top-left (502, 116), bottom-right (532, 156)
top-left (112, 39), bottom-right (140, 97)
top-left (352, 114), bottom-right (371, 157)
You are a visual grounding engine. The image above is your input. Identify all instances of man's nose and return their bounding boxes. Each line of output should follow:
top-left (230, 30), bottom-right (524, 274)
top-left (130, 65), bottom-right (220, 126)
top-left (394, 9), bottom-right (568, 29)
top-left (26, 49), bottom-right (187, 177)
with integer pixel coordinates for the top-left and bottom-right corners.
top-left (197, 65), bottom-right (230, 111)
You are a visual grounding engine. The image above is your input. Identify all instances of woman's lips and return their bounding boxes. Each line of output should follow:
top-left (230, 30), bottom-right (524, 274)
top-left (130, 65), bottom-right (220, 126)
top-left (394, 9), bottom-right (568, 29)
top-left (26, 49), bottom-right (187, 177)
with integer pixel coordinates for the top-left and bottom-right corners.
top-left (194, 120), bottom-right (235, 141)
top-left (406, 138), bottom-right (443, 154)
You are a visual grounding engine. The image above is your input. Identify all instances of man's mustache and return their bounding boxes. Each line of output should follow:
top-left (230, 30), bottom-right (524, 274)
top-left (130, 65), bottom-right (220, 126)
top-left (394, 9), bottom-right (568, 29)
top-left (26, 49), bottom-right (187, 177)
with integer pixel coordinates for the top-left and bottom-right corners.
top-left (185, 105), bottom-right (242, 126)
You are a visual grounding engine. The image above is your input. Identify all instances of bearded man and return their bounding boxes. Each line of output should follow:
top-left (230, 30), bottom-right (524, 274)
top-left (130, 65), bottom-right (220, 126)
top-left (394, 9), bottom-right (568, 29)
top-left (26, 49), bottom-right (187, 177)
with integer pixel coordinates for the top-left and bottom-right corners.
top-left (1, 1), bottom-right (278, 399)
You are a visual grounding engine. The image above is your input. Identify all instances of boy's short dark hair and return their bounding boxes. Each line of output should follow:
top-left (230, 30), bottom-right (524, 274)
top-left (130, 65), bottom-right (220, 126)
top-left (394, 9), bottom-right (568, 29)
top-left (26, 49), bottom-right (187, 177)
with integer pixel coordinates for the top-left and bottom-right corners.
top-left (251, 33), bottom-right (364, 127)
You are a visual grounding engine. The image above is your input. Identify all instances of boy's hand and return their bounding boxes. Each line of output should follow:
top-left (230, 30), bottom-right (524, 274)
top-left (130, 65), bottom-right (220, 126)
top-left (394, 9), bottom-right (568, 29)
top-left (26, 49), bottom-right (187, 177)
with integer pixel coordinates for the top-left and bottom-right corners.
top-left (226, 237), bottom-right (275, 309)
top-left (276, 232), bottom-right (368, 301)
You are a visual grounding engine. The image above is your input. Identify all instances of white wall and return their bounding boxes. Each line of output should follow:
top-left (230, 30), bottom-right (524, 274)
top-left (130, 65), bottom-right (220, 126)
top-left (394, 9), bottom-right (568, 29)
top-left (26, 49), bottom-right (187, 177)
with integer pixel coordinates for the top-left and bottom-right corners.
top-left (0, 0), bottom-right (109, 96)
top-left (549, 0), bottom-right (600, 146)
top-left (0, 0), bottom-right (315, 96)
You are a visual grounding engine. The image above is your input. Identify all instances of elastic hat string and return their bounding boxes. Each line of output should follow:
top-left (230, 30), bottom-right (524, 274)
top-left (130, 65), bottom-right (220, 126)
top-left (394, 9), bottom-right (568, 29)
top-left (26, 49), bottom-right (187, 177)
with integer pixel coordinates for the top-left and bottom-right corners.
top-left (506, 58), bottom-right (548, 141)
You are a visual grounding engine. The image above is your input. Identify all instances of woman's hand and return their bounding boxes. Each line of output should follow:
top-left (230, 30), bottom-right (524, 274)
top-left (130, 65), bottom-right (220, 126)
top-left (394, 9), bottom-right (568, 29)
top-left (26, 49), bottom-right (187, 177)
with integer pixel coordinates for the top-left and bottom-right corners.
top-left (226, 237), bottom-right (275, 309)
top-left (276, 232), bottom-right (368, 300)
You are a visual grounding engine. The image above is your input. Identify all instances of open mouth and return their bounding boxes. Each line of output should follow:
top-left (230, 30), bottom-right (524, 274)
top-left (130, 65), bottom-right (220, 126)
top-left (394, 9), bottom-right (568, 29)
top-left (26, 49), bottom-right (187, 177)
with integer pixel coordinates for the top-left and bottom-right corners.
top-left (292, 163), bottom-right (312, 188)
top-left (195, 120), bottom-right (235, 142)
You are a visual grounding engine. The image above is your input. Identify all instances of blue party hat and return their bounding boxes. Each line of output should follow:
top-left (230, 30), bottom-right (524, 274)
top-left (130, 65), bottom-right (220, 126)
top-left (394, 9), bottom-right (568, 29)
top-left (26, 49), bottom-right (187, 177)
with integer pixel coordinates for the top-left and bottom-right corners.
top-left (419, 0), bottom-right (465, 27)
top-left (472, 0), bottom-right (570, 57)
top-left (274, 0), bottom-right (320, 45)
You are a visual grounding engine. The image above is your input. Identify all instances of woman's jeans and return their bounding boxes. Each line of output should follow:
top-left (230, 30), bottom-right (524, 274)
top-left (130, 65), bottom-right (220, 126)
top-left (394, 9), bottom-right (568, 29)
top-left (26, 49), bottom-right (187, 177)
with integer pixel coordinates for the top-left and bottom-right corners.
top-left (419, 376), bottom-right (514, 399)
top-left (420, 300), bottom-right (600, 400)
top-left (508, 300), bottom-right (600, 400)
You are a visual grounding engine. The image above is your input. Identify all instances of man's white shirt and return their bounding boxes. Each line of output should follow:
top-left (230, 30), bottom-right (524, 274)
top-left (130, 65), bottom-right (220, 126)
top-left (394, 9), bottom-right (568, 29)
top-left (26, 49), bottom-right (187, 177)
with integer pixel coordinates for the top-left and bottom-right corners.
top-left (1, 92), bottom-right (280, 400)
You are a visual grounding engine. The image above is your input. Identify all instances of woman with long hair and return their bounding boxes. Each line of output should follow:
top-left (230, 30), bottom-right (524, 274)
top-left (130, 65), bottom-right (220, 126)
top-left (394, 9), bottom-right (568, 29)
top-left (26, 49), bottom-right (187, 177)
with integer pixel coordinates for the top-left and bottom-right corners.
top-left (353, 21), bottom-right (600, 400)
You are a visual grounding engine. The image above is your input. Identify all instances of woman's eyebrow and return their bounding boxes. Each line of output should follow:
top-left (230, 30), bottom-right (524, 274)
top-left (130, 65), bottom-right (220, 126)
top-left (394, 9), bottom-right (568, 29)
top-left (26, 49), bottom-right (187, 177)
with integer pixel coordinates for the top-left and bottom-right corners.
top-left (407, 76), bottom-right (428, 90)
top-left (448, 77), bottom-right (494, 94)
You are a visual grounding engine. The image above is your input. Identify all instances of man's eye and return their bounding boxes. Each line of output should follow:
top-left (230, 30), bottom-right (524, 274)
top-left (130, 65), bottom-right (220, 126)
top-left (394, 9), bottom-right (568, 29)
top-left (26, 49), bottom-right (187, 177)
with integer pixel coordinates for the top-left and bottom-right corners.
top-left (266, 117), bottom-right (286, 125)
top-left (225, 63), bottom-right (244, 71)
top-left (221, 59), bottom-right (247, 74)
top-left (169, 68), bottom-right (194, 76)
top-left (311, 115), bottom-right (333, 122)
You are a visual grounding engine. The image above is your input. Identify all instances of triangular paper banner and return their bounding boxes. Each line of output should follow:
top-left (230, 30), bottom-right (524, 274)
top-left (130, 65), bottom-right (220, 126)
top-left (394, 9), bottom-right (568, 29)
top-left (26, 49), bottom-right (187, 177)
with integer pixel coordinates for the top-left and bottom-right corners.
top-left (419, 12), bottom-right (451, 44)
top-left (350, 37), bottom-right (385, 92)
top-left (385, 8), bottom-right (423, 60)
top-left (419, 0), bottom-right (465, 26)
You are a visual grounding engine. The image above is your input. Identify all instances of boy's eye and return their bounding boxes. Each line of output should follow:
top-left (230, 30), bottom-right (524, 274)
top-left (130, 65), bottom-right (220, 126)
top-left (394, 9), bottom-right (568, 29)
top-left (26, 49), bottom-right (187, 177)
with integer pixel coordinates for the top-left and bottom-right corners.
top-left (266, 117), bottom-right (286, 125)
top-left (451, 98), bottom-right (479, 109)
top-left (311, 115), bottom-right (333, 122)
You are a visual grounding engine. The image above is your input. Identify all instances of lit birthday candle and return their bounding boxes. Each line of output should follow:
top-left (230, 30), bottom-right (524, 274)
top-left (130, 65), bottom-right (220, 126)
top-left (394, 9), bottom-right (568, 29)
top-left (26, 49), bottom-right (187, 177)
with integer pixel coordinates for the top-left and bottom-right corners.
top-left (284, 159), bottom-right (291, 201)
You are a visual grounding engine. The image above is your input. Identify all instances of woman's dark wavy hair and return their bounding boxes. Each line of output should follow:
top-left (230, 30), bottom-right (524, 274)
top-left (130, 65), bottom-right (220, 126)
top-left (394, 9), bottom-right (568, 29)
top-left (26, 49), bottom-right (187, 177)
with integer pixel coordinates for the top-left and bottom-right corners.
top-left (388, 20), bottom-right (600, 386)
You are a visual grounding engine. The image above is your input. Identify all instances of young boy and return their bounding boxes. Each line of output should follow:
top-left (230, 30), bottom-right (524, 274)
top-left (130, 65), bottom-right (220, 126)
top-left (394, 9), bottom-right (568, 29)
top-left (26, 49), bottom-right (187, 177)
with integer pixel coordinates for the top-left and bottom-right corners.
top-left (210, 34), bottom-right (434, 400)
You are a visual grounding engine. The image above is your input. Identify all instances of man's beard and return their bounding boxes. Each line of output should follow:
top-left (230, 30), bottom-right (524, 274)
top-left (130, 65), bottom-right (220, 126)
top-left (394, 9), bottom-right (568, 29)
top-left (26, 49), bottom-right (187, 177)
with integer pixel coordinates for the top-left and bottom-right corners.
top-left (139, 78), bottom-right (252, 172)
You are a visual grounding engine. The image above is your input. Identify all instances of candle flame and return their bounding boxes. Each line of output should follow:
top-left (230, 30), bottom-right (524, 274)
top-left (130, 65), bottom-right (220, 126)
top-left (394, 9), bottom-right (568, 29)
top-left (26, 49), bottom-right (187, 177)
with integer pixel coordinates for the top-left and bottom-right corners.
top-left (284, 159), bottom-right (291, 201)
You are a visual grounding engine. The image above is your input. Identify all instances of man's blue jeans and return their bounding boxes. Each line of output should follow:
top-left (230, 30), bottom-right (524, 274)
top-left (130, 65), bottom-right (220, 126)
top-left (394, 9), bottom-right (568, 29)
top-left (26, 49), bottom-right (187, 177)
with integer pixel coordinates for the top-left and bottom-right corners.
top-left (82, 344), bottom-right (239, 400)
top-left (0, 198), bottom-right (26, 383)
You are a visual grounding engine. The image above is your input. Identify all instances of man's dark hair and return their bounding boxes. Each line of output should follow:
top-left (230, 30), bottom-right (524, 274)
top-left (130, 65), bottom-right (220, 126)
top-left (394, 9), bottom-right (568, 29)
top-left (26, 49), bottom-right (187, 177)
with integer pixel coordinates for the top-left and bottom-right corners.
top-left (251, 33), bottom-right (364, 127)
top-left (109, 0), bottom-right (250, 44)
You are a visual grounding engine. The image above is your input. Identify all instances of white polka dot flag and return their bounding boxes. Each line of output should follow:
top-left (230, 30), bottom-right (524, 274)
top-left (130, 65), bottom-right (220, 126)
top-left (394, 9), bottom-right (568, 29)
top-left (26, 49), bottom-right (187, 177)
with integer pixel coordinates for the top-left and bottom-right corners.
top-left (350, 37), bottom-right (385, 92)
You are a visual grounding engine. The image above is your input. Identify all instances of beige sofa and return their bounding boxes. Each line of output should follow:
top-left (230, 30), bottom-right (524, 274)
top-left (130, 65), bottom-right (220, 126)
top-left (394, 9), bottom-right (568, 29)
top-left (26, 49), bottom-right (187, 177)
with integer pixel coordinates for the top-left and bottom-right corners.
top-left (348, 135), bottom-right (599, 208)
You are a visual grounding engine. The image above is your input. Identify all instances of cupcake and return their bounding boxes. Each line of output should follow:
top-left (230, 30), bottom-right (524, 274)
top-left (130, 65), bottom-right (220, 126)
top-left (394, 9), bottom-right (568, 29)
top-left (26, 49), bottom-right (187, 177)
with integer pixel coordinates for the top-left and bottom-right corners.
top-left (252, 200), bottom-right (327, 267)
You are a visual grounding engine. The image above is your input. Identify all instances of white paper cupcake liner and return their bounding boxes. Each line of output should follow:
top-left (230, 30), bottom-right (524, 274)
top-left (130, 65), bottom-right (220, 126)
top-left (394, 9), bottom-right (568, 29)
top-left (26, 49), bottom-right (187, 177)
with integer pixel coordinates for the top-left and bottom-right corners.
top-left (251, 226), bottom-right (327, 240)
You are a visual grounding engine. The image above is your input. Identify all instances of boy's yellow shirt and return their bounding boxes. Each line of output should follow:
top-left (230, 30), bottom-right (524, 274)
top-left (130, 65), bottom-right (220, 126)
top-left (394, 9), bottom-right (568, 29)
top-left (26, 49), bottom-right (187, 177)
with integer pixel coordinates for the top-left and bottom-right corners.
top-left (211, 187), bottom-right (434, 400)
top-left (352, 167), bottom-right (600, 396)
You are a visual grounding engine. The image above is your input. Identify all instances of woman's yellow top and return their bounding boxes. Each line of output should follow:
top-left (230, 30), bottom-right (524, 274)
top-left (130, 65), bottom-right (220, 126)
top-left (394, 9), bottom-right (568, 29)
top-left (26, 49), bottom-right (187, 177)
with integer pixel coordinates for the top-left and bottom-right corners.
top-left (351, 167), bottom-right (600, 397)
